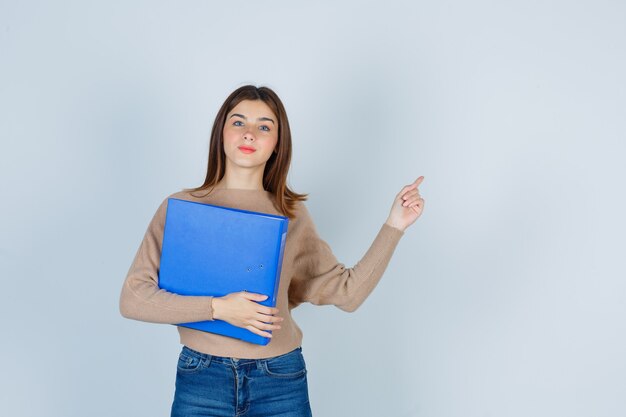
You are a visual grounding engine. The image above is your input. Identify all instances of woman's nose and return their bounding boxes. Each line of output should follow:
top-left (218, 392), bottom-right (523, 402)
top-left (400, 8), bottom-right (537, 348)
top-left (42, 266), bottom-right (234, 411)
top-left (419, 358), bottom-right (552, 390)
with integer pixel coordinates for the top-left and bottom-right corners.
top-left (243, 131), bottom-right (255, 142)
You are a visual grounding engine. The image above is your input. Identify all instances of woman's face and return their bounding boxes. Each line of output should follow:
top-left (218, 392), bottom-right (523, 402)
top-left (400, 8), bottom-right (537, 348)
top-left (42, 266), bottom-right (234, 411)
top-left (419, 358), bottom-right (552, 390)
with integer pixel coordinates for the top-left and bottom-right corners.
top-left (222, 99), bottom-right (278, 171)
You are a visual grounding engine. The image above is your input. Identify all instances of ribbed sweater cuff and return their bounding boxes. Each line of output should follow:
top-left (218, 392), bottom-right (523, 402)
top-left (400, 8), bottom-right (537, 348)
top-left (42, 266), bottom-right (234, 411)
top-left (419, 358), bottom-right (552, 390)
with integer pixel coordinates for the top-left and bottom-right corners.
top-left (380, 222), bottom-right (405, 240)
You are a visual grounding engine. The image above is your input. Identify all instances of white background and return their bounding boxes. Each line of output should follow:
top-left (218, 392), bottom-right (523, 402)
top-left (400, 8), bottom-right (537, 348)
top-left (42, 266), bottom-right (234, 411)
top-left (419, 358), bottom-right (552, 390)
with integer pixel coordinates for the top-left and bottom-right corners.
top-left (1, 1), bottom-right (625, 416)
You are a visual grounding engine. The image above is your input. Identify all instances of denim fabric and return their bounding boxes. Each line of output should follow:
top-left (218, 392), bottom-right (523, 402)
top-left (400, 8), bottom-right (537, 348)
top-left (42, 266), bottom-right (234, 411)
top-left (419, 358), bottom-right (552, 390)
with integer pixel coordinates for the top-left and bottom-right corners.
top-left (170, 345), bottom-right (313, 417)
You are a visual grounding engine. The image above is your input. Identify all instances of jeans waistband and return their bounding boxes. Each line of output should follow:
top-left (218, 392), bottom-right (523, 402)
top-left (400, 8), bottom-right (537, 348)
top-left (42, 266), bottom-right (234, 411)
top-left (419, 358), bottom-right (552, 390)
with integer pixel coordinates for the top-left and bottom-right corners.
top-left (181, 345), bottom-right (302, 366)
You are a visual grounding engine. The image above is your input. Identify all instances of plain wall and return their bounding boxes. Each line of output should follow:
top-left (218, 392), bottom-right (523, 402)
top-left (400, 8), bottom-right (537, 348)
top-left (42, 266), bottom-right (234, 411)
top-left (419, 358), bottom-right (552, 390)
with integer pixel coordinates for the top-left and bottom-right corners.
top-left (1, 1), bottom-right (624, 416)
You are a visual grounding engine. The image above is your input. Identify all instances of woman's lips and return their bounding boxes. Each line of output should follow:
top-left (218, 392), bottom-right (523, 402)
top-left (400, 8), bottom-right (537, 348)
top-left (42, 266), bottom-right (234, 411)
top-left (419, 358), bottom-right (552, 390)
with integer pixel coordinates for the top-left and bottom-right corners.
top-left (238, 146), bottom-right (256, 154)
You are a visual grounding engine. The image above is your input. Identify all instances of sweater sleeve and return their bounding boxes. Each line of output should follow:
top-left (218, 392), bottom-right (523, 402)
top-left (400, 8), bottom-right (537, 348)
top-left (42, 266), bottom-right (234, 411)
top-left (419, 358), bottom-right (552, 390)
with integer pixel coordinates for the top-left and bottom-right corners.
top-left (288, 203), bottom-right (405, 312)
top-left (119, 196), bottom-right (215, 324)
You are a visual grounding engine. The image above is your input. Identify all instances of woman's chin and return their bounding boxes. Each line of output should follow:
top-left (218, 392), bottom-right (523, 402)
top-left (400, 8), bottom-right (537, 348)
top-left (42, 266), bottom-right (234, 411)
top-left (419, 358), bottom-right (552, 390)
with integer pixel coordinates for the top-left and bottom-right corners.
top-left (233, 159), bottom-right (267, 170)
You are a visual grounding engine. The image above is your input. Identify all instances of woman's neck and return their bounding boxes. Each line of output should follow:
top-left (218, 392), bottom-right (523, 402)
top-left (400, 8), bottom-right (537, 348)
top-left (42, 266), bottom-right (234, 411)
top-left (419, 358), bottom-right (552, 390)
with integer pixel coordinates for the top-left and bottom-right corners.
top-left (214, 179), bottom-right (265, 191)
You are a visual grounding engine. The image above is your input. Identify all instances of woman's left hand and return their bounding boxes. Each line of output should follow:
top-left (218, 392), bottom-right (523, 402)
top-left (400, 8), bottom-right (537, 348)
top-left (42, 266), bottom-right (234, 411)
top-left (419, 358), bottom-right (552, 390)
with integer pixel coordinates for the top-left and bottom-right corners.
top-left (385, 176), bottom-right (425, 232)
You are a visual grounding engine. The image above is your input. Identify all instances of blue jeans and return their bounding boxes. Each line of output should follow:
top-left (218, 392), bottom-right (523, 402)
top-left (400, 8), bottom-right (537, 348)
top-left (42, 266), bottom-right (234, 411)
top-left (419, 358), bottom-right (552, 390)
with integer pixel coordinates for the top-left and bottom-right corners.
top-left (170, 345), bottom-right (313, 417)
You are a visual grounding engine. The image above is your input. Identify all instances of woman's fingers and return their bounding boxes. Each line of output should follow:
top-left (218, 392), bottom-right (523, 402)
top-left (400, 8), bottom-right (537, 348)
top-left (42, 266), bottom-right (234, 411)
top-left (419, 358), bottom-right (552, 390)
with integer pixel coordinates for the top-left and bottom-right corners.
top-left (245, 324), bottom-right (273, 338)
top-left (407, 199), bottom-right (424, 210)
top-left (256, 312), bottom-right (283, 324)
top-left (398, 177), bottom-right (424, 199)
top-left (242, 293), bottom-right (281, 316)
top-left (403, 195), bottom-right (424, 207)
top-left (235, 291), bottom-right (284, 337)
top-left (402, 189), bottom-right (420, 197)
top-left (240, 291), bottom-right (269, 302)
top-left (254, 303), bottom-right (282, 324)
top-left (400, 178), bottom-right (424, 206)
top-left (401, 189), bottom-right (421, 203)
top-left (397, 184), bottom-right (417, 199)
top-left (254, 319), bottom-right (281, 331)
top-left (256, 305), bottom-right (279, 315)
top-left (245, 318), bottom-right (281, 338)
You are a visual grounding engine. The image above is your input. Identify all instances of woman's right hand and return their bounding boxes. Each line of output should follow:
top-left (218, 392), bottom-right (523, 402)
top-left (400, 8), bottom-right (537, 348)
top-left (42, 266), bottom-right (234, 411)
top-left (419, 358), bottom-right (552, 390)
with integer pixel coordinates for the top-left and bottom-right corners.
top-left (211, 291), bottom-right (284, 338)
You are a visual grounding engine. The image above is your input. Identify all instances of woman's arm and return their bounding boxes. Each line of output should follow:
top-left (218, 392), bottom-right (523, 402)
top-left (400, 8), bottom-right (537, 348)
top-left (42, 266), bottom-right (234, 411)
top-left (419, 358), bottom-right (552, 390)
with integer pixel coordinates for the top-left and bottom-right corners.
top-left (288, 203), bottom-right (405, 312)
top-left (288, 177), bottom-right (424, 312)
top-left (119, 197), bottom-right (215, 324)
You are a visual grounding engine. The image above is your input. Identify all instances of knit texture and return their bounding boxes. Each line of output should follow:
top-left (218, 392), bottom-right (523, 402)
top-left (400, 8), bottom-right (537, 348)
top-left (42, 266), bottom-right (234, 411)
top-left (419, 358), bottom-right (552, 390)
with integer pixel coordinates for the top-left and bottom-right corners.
top-left (119, 188), bottom-right (404, 359)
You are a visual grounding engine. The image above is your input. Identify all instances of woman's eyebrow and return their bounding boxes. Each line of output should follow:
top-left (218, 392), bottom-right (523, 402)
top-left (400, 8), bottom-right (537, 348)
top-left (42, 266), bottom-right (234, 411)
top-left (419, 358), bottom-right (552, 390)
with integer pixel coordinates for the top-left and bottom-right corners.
top-left (229, 113), bottom-right (275, 125)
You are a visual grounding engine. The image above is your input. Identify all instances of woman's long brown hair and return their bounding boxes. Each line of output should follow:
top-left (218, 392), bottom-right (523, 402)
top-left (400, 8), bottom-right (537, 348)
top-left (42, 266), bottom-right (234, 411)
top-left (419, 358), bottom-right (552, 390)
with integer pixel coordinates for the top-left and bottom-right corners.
top-left (182, 85), bottom-right (308, 219)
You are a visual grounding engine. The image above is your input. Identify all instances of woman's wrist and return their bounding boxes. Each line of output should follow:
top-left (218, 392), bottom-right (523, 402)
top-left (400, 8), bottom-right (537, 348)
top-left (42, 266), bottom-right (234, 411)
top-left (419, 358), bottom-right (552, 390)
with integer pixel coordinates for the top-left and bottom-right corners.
top-left (385, 218), bottom-right (405, 232)
top-left (211, 297), bottom-right (221, 320)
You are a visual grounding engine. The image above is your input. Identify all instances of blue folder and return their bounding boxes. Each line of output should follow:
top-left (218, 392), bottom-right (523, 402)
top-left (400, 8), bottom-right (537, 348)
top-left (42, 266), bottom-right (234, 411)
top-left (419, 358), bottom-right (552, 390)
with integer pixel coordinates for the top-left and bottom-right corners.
top-left (158, 197), bottom-right (289, 345)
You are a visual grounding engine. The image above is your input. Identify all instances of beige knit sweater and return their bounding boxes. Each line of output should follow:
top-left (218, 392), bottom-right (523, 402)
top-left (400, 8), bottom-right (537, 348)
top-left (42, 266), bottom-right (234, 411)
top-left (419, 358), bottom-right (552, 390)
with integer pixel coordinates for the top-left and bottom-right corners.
top-left (119, 188), bottom-right (404, 359)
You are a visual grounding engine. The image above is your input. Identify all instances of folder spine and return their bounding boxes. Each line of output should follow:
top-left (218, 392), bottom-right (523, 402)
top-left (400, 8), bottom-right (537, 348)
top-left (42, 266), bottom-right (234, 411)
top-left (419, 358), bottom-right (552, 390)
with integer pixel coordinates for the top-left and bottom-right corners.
top-left (270, 226), bottom-right (288, 307)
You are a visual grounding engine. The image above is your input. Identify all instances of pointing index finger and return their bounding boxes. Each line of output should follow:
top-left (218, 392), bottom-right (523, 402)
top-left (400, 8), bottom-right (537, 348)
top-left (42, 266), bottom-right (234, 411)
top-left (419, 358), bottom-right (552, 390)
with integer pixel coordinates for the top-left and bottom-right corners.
top-left (410, 176), bottom-right (424, 188)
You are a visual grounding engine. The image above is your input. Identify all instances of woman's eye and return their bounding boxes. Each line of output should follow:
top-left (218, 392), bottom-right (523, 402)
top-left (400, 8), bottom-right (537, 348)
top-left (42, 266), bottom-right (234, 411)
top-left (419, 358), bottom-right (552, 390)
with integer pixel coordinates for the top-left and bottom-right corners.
top-left (260, 126), bottom-right (270, 132)
top-left (233, 121), bottom-right (243, 126)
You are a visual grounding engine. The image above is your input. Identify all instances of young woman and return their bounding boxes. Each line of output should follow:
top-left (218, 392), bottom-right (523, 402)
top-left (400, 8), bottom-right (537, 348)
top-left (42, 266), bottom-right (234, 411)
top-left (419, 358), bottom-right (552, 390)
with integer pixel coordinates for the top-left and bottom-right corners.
top-left (119, 84), bottom-right (425, 416)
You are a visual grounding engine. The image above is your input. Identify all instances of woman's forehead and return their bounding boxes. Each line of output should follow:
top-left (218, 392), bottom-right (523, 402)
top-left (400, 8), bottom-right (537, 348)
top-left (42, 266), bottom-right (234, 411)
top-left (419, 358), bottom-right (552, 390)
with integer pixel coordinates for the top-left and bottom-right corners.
top-left (230, 100), bottom-right (277, 120)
